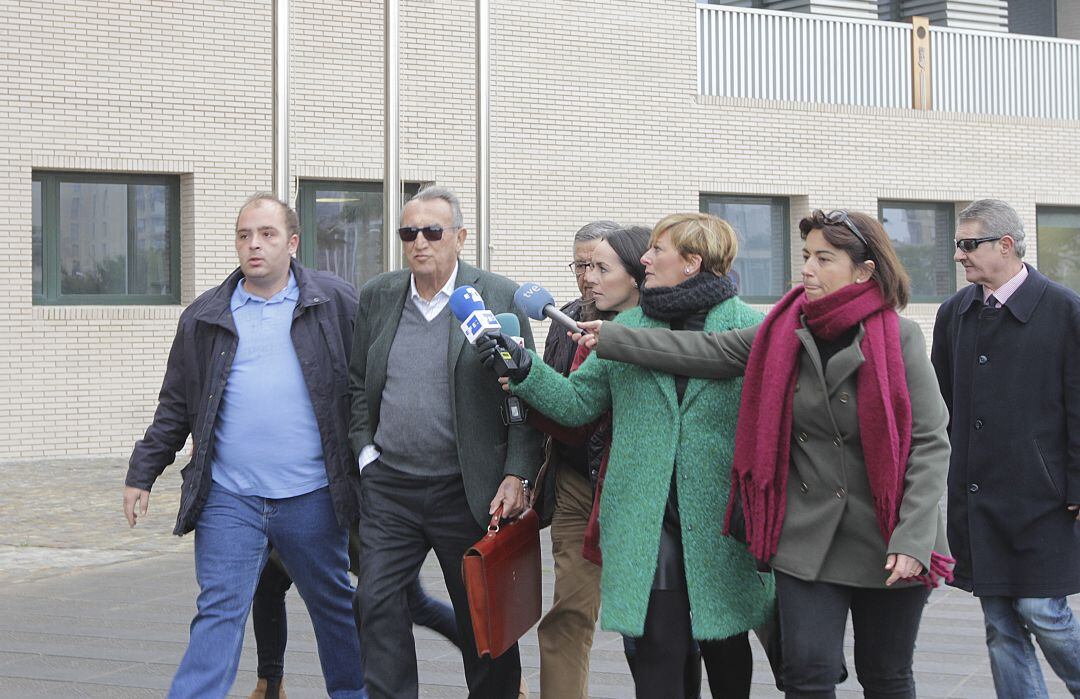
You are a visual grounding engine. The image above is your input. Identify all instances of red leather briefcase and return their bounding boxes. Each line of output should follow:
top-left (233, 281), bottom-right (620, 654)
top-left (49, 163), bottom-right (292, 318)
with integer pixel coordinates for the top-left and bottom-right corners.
top-left (462, 506), bottom-right (542, 658)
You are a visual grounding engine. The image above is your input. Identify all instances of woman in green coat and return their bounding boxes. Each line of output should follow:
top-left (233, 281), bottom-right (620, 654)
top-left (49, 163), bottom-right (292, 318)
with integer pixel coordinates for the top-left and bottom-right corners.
top-left (481, 213), bottom-right (774, 699)
top-left (583, 210), bottom-right (953, 699)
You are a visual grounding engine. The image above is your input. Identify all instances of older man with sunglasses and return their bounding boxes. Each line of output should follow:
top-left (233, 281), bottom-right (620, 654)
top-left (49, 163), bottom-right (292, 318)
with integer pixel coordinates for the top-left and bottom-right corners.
top-left (931, 198), bottom-right (1080, 698)
top-left (347, 185), bottom-right (541, 699)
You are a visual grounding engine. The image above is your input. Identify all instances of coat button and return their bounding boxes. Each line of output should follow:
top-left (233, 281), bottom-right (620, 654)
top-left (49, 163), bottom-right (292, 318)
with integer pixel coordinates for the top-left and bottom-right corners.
top-left (836, 487), bottom-right (846, 498)
top-left (799, 482), bottom-right (808, 494)
top-left (974, 419), bottom-right (984, 430)
top-left (833, 436), bottom-right (842, 447)
top-left (969, 483), bottom-right (979, 493)
top-left (978, 355), bottom-right (988, 365)
top-left (797, 432), bottom-right (808, 443)
top-left (838, 392), bottom-right (850, 404)
top-left (687, 524), bottom-right (694, 532)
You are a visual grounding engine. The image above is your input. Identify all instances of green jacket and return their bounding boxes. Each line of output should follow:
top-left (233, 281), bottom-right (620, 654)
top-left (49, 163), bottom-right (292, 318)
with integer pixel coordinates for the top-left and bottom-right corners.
top-left (347, 261), bottom-right (543, 528)
top-left (511, 299), bottom-right (775, 640)
top-left (596, 315), bottom-right (950, 588)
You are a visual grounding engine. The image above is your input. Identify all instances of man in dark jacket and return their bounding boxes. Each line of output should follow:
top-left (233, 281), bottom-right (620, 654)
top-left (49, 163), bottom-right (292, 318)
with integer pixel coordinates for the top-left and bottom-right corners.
top-left (348, 185), bottom-right (542, 699)
top-left (534, 219), bottom-right (614, 699)
top-left (931, 198), bottom-right (1080, 698)
top-left (123, 194), bottom-right (364, 699)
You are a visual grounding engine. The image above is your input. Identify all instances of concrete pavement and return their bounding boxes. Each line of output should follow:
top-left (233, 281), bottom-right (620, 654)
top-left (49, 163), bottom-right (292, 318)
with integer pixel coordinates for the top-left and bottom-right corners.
top-left (0, 457), bottom-right (1075, 697)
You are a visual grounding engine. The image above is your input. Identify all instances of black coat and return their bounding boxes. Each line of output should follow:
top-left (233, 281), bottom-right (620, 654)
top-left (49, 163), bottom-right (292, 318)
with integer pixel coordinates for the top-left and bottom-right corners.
top-left (127, 261), bottom-right (360, 535)
top-left (931, 265), bottom-right (1080, 597)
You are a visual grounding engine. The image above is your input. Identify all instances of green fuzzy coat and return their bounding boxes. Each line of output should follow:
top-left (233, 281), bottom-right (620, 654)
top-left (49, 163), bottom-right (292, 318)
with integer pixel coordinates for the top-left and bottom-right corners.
top-left (511, 299), bottom-right (775, 639)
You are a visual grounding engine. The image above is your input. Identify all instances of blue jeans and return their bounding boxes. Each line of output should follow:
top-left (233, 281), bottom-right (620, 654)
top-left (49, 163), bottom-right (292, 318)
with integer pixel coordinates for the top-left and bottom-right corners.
top-left (168, 483), bottom-right (365, 699)
top-left (981, 596), bottom-right (1080, 698)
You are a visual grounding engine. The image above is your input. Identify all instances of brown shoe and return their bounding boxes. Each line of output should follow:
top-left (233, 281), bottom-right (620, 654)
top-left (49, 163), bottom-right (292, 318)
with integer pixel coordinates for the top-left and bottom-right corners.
top-left (249, 677), bottom-right (286, 699)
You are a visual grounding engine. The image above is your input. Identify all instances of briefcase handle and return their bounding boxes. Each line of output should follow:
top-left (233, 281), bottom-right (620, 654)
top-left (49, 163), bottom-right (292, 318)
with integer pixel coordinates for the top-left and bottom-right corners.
top-left (488, 506), bottom-right (503, 533)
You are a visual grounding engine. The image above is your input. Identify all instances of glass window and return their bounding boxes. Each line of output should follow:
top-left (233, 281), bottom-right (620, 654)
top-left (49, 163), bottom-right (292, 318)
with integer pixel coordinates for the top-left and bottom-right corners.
top-left (298, 181), bottom-right (419, 291)
top-left (879, 201), bottom-right (955, 300)
top-left (700, 194), bottom-right (790, 301)
top-left (1036, 207), bottom-right (1080, 292)
top-left (32, 180), bottom-right (42, 296)
top-left (33, 172), bottom-right (180, 304)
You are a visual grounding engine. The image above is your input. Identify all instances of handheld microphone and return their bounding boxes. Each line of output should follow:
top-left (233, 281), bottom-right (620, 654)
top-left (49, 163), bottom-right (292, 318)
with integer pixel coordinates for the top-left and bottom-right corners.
top-left (449, 286), bottom-right (500, 344)
top-left (493, 312), bottom-right (528, 426)
top-left (514, 283), bottom-right (584, 334)
top-left (494, 312), bottom-right (525, 349)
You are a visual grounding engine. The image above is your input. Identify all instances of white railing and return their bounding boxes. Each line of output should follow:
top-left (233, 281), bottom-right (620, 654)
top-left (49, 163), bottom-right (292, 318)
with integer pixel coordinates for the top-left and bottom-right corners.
top-left (698, 4), bottom-right (1080, 120)
top-left (698, 4), bottom-right (912, 108)
top-left (931, 26), bottom-right (1080, 120)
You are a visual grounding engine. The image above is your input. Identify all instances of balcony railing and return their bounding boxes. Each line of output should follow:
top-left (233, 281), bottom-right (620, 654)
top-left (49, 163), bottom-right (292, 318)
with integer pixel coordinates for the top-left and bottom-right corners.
top-left (697, 3), bottom-right (1080, 120)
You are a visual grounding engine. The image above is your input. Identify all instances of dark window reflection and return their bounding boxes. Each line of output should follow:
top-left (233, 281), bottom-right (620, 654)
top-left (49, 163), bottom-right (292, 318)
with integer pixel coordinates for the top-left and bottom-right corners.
top-left (313, 189), bottom-right (384, 291)
top-left (131, 184), bottom-right (172, 296)
top-left (881, 202), bottom-right (955, 299)
top-left (701, 195), bottom-right (789, 300)
top-left (59, 182), bottom-right (128, 295)
top-left (1037, 207), bottom-right (1080, 292)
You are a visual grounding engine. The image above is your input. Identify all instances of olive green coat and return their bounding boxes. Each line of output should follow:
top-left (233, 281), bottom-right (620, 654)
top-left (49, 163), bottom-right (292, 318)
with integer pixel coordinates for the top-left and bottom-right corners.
top-left (596, 315), bottom-right (950, 588)
top-left (510, 299), bottom-right (775, 640)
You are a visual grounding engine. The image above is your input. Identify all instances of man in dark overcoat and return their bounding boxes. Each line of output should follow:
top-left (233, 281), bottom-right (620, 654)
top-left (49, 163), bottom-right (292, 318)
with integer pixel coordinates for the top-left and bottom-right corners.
top-left (931, 198), bottom-right (1080, 697)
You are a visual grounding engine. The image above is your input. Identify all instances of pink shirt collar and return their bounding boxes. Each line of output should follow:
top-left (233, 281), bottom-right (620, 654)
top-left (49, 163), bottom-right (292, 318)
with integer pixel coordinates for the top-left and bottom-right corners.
top-left (983, 264), bottom-right (1028, 306)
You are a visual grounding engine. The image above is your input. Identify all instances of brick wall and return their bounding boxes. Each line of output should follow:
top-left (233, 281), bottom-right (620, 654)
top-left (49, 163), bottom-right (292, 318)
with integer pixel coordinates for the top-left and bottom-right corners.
top-left (1, 0), bottom-right (1078, 459)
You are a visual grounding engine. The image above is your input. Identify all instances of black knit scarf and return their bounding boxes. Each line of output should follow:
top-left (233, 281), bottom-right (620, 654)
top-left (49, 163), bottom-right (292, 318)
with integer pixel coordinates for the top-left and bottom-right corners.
top-left (640, 272), bottom-right (738, 321)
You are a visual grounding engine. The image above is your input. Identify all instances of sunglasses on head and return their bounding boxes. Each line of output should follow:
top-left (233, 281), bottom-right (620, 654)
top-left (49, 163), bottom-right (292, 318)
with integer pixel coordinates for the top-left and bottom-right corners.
top-left (397, 225), bottom-right (448, 242)
top-left (954, 235), bottom-right (1002, 253)
top-left (820, 209), bottom-right (870, 251)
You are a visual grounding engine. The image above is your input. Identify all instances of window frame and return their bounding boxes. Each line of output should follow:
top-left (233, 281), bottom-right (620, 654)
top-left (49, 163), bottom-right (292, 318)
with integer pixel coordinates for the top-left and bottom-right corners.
top-left (878, 200), bottom-right (956, 303)
top-left (32, 171), bottom-right (181, 305)
top-left (296, 179), bottom-right (420, 286)
top-left (699, 193), bottom-right (790, 303)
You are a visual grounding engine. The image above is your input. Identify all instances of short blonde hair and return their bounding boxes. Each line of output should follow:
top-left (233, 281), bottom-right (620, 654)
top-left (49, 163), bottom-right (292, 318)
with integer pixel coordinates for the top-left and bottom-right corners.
top-left (650, 213), bottom-right (739, 276)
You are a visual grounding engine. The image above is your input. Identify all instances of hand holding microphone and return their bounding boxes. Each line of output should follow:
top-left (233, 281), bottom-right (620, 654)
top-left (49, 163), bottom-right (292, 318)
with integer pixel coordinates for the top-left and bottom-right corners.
top-left (475, 324), bottom-right (531, 383)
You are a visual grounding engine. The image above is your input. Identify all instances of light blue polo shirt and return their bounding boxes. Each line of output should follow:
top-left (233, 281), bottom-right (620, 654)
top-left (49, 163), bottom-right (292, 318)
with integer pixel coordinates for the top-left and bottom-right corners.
top-left (210, 273), bottom-right (329, 498)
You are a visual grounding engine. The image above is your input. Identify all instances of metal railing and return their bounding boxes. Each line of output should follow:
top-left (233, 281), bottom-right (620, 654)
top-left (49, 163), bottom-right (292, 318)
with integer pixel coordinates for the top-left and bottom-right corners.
top-left (698, 4), bottom-right (912, 108)
top-left (931, 26), bottom-right (1080, 120)
top-left (698, 3), bottom-right (1080, 120)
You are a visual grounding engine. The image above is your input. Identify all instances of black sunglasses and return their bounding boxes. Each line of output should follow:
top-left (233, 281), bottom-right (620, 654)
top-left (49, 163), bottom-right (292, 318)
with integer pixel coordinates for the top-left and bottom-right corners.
top-left (397, 225), bottom-right (447, 242)
top-left (954, 235), bottom-right (1002, 253)
top-left (821, 210), bottom-right (870, 251)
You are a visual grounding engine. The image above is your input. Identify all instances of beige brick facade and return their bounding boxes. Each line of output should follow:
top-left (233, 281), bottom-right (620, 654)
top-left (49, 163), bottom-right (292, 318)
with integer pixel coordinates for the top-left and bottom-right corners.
top-left (2, 0), bottom-right (1078, 459)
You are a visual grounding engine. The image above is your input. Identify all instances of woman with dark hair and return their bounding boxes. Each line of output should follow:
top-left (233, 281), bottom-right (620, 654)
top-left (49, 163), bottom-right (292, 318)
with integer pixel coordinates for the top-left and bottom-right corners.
top-left (582, 210), bottom-right (953, 698)
top-left (482, 213), bottom-right (774, 699)
top-left (526, 224), bottom-right (651, 699)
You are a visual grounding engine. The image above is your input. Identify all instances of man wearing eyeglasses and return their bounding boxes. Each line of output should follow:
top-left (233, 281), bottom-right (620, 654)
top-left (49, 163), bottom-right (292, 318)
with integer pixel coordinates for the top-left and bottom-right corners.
top-left (931, 198), bottom-right (1080, 698)
top-left (347, 185), bottom-right (541, 699)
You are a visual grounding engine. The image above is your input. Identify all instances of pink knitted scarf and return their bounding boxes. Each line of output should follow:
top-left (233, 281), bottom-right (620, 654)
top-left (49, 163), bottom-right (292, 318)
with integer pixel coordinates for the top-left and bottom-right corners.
top-left (724, 281), bottom-right (953, 587)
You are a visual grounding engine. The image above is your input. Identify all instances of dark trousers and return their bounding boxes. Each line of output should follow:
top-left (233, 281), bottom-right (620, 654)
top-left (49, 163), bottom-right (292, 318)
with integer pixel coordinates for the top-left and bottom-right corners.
top-left (252, 548), bottom-right (462, 681)
top-left (775, 571), bottom-right (930, 699)
top-left (631, 586), bottom-right (753, 699)
top-left (356, 462), bottom-right (521, 699)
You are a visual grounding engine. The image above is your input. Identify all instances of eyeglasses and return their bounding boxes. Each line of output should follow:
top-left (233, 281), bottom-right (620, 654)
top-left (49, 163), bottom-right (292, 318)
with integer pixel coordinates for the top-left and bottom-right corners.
top-left (397, 225), bottom-right (449, 242)
top-left (821, 210), bottom-right (870, 251)
top-left (567, 261), bottom-right (592, 276)
top-left (954, 236), bottom-right (1002, 253)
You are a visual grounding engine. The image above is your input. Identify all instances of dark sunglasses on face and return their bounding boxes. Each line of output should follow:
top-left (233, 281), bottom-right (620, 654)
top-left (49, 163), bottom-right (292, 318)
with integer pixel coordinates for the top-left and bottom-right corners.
top-left (821, 209), bottom-right (871, 251)
top-left (397, 225), bottom-right (447, 242)
top-left (954, 235), bottom-right (1002, 253)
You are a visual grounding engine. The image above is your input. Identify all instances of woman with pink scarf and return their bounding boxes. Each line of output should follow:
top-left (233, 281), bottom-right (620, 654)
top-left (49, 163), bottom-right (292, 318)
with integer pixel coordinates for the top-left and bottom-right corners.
top-left (582, 210), bottom-right (952, 698)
